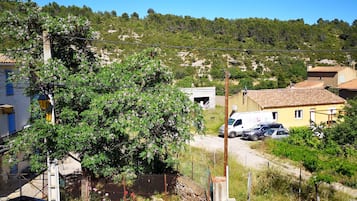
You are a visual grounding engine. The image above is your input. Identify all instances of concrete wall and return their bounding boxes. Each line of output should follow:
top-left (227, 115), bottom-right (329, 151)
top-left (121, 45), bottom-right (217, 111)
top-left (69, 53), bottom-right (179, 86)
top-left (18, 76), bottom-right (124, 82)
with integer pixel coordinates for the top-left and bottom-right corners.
top-left (262, 104), bottom-right (344, 128)
top-left (338, 67), bottom-right (357, 85)
top-left (308, 67), bottom-right (357, 88)
top-left (180, 87), bottom-right (216, 109)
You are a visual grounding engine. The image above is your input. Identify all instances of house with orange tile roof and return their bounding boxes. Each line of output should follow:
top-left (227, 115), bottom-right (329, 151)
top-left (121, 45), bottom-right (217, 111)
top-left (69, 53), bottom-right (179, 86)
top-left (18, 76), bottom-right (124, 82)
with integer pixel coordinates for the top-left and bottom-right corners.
top-left (229, 88), bottom-right (346, 128)
top-left (0, 54), bottom-right (30, 143)
top-left (337, 78), bottom-right (357, 100)
top-left (307, 66), bottom-right (356, 88)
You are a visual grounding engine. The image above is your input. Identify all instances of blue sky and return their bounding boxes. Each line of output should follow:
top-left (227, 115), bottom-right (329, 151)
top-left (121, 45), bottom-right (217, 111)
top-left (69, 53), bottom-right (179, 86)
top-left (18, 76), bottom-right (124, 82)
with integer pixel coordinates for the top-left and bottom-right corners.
top-left (34, 0), bottom-right (356, 25)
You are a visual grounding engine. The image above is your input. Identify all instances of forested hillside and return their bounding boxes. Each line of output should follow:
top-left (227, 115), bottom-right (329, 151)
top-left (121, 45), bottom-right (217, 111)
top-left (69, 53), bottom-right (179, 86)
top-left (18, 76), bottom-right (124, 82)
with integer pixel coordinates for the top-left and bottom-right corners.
top-left (1, 1), bottom-right (357, 94)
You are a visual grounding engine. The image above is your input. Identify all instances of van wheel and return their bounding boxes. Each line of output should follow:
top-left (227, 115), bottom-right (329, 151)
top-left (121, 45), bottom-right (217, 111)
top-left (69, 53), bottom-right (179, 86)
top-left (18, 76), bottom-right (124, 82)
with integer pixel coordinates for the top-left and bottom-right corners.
top-left (229, 132), bottom-right (236, 138)
top-left (251, 135), bottom-right (258, 141)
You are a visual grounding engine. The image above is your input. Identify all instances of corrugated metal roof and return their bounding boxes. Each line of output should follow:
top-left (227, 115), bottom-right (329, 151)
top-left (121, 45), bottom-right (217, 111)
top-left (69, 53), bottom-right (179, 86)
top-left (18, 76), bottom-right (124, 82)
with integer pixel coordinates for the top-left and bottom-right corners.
top-left (246, 88), bottom-right (345, 109)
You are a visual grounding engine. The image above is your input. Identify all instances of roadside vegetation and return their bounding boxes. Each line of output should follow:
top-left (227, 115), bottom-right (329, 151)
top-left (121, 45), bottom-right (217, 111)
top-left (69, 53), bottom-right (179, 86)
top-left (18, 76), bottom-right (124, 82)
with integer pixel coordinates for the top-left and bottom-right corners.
top-left (202, 105), bottom-right (225, 135)
top-left (259, 98), bottom-right (357, 190)
top-left (179, 146), bottom-right (351, 200)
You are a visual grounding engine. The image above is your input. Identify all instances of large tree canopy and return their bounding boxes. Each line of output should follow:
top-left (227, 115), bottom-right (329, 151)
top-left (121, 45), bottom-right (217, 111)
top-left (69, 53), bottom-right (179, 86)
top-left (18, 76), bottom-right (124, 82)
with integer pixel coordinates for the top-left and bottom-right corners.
top-left (2, 1), bottom-right (204, 182)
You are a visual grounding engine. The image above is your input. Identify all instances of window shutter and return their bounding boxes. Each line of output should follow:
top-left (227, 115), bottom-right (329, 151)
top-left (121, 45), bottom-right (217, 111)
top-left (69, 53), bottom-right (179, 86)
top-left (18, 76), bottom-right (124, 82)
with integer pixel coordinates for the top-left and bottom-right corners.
top-left (8, 113), bottom-right (16, 134)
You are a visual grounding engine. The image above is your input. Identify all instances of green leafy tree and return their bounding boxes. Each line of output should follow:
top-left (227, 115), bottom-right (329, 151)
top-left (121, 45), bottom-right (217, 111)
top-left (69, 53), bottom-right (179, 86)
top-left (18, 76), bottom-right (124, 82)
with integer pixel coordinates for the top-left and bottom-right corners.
top-left (325, 97), bottom-right (357, 148)
top-left (2, 2), bottom-right (204, 199)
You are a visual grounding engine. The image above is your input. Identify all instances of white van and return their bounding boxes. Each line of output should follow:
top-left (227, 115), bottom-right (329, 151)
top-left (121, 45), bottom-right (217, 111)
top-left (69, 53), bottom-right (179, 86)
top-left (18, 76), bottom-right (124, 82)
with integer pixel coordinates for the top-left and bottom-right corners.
top-left (218, 111), bottom-right (274, 138)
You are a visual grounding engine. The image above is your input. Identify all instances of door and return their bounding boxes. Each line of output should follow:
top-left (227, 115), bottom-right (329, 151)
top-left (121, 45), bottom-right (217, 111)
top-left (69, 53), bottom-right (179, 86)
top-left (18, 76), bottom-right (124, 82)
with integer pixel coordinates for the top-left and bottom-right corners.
top-left (309, 108), bottom-right (316, 124)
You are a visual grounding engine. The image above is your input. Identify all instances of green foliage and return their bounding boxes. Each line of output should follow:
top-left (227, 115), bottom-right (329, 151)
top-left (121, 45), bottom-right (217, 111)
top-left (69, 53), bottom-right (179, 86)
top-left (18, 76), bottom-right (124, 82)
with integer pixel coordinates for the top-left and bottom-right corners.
top-left (202, 106), bottom-right (225, 134)
top-left (325, 97), bottom-right (357, 147)
top-left (287, 127), bottom-right (321, 148)
top-left (3, 1), bottom-right (204, 183)
top-left (179, 147), bottom-right (351, 200)
top-left (2, 1), bottom-right (356, 94)
top-left (265, 125), bottom-right (357, 188)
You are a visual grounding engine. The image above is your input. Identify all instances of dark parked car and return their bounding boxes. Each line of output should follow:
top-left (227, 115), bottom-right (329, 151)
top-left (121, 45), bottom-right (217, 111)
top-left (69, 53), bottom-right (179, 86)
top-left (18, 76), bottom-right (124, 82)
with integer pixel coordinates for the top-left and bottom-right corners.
top-left (242, 122), bottom-right (285, 141)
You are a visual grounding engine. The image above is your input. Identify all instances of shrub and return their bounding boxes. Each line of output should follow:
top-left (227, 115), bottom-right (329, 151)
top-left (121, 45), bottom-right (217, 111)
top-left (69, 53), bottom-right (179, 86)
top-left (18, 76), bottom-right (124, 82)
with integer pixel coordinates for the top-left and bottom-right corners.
top-left (302, 153), bottom-right (321, 172)
top-left (287, 127), bottom-right (321, 148)
top-left (335, 161), bottom-right (357, 177)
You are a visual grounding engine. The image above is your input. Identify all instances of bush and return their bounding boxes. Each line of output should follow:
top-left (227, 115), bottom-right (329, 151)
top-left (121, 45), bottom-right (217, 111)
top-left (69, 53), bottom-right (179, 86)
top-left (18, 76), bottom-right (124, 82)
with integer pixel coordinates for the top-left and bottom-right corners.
top-left (336, 161), bottom-right (357, 177)
top-left (287, 127), bottom-right (321, 148)
top-left (302, 153), bottom-right (321, 172)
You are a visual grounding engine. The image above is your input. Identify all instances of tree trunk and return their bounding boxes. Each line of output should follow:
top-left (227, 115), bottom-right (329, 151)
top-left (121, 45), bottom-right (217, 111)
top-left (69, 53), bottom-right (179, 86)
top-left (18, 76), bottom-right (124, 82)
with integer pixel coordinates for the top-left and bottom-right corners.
top-left (81, 169), bottom-right (90, 201)
top-left (315, 183), bottom-right (320, 201)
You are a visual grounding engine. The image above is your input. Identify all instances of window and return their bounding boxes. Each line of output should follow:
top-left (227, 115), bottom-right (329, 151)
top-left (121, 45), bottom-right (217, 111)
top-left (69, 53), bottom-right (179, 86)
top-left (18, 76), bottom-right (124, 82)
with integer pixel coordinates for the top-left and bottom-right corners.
top-left (233, 119), bottom-right (242, 126)
top-left (328, 108), bottom-right (337, 114)
top-left (5, 70), bottom-right (14, 96)
top-left (272, 112), bottom-right (278, 121)
top-left (10, 163), bottom-right (18, 175)
top-left (295, 110), bottom-right (303, 119)
top-left (270, 123), bottom-right (283, 129)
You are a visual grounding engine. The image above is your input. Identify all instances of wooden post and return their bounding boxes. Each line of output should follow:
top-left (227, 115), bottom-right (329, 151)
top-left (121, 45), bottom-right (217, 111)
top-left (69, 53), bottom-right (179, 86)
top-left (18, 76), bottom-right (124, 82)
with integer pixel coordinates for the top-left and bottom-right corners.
top-left (224, 70), bottom-right (229, 176)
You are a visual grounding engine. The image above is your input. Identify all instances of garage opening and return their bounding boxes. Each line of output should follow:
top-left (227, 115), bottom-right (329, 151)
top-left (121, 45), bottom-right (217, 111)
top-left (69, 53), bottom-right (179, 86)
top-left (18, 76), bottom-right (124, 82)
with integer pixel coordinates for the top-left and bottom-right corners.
top-left (194, 97), bottom-right (209, 107)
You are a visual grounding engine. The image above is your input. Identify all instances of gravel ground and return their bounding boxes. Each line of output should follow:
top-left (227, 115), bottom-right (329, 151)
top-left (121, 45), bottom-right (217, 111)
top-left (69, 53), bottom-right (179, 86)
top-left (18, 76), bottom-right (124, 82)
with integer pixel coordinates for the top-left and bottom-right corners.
top-left (190, 135), bottom-right (357, 199)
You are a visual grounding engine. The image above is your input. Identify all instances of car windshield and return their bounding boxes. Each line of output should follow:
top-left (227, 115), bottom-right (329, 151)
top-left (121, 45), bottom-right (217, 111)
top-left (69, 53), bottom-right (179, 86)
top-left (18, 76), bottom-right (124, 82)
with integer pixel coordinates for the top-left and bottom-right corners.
top-left (228, 118), bottom-right (235, 125)
top-left (265, 129), bottom-right (275, 135)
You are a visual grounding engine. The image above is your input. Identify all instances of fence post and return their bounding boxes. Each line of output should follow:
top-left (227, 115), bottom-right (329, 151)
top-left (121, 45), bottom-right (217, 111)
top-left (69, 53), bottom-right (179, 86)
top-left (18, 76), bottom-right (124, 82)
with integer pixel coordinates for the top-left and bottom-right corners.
top-left (299, 167), bottom-right (302, 201)
top-left (213, 150), bottom-right (216, 170)
top-left (207, 168), bottom-right (211, 201)
top-left (247, 171), bottom-right (252, 201)
top-left (191, 156), bottom-right (194, 180)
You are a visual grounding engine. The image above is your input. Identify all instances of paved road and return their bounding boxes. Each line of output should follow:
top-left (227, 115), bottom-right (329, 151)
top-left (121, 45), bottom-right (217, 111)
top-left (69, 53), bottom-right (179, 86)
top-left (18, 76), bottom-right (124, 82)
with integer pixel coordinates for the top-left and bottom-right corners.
top-left (190, 135), bottom-right (357, 199)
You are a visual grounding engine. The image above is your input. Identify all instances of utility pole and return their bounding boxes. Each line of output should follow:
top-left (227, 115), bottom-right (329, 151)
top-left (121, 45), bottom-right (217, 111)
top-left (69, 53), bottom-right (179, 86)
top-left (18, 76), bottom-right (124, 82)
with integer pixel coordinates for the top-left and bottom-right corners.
top-left (43, 31), bottom-right (60, 201)
top-left (224, 70), bottom-right (229, 176)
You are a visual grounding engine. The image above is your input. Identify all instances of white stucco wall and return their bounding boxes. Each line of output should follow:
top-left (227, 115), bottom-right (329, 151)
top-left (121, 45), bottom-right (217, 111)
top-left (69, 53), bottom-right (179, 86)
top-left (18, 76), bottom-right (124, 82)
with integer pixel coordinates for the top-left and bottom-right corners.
top-left (180, 87), bottom-right (216, 109)
top-left (0, 65), bottom-right (31, 138)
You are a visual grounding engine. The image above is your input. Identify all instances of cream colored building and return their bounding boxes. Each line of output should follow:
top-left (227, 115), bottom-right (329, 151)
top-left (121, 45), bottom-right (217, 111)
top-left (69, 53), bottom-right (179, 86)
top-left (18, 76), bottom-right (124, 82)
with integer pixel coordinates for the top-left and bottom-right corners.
top-left (307, 66), bottom-right (356, 88)
top-left (229, 88), bottom-right (346, 128)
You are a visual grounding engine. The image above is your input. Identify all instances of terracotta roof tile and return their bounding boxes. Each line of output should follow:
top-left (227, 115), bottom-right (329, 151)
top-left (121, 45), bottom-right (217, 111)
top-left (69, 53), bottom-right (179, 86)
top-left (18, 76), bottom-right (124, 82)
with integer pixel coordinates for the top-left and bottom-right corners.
top-left (292, 80), bottom-right (324, 89)
top-left (246, 88), bottom-right (345, 109)
top-left (307, 66), bottom-right (349, 73)
top-left (0, 54), bottom-right (15, 63)
top-left (337, 79), bottom-right (357, 90)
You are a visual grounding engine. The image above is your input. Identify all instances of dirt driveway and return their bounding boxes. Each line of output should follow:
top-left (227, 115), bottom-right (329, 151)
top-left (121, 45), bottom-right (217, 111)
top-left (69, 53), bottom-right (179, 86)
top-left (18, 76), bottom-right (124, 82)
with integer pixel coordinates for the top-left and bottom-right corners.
top-left (189, 135), bottom-right (357, 198)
